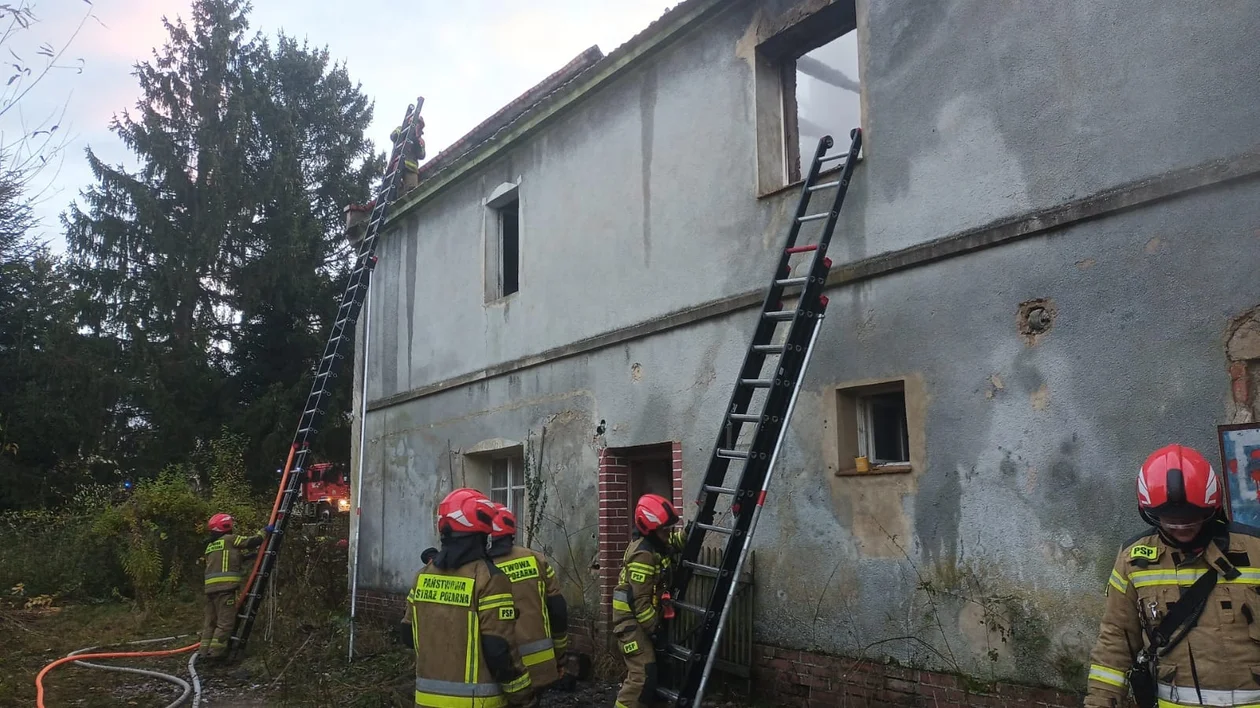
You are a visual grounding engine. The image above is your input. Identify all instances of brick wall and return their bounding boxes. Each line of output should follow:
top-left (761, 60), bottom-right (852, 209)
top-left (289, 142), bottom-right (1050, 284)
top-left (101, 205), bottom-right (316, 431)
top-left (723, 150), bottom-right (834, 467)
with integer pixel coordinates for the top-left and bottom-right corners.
top-left (597, 450), bottom-right (631, 617)
top-left (671, 440), bottom-right (685, 509)
top-left (750, 644), bottom-right (1081, 708)
top-left (354, 588), bottom-right (407, 624)
top-left (597, 444), bottom-right (686, 622)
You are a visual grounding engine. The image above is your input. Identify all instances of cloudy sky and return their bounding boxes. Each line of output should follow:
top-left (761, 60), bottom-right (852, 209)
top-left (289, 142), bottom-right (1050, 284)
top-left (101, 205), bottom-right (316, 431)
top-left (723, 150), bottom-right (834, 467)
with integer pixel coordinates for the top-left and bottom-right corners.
top-left (1, 0), bottom-right (679, 251)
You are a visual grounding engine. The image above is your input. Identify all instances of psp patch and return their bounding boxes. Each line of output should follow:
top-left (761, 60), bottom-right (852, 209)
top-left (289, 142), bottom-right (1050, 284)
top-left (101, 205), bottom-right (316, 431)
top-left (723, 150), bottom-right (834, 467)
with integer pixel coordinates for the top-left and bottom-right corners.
top-left (1130, 545), bottom-right (1160, 562)
top-left (630, 571), bottom-right (647, 583)
top-left (498, 607), bottom-right (516, 621)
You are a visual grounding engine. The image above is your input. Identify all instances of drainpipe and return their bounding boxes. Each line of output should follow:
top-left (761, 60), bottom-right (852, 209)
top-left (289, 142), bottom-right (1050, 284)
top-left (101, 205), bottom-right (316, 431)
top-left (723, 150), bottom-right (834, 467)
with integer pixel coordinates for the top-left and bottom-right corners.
top-left (347, 284), bottom-right (371, 663)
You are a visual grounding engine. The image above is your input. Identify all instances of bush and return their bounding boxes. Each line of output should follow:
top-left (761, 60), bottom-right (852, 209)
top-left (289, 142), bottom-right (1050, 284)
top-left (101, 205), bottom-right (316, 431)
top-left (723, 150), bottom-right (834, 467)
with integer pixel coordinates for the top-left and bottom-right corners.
top-left (0, 431), bottom-right (267, 603)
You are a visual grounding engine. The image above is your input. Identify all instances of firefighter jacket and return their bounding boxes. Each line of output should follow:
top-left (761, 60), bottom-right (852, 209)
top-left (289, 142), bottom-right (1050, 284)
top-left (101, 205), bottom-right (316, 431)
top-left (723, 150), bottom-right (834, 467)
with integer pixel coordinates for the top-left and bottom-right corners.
top-left (1085, 522), bottom-right (1260, 708)
top-left (407, 556), bottom-right (534, 708)
top-left (203, 532), bottom-right (263, 594)
top-left (490, 545), bottom-right (568, 688)
top-left (612, 535), bottom-right (672, 636)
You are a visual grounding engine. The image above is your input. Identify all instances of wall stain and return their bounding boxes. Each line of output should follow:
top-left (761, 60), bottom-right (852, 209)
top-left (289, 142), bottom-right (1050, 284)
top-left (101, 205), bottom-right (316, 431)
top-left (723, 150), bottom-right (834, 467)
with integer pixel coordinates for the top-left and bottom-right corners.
top-left (404, 219), bottom-right (419, 389)
top-left (640, 64), bottom-right (657, 267)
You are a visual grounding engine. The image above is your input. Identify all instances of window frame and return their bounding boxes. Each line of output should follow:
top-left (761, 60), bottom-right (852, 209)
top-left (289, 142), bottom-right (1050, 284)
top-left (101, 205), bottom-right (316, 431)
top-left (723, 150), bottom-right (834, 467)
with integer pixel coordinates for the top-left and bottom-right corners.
top-left (753, 1), bottom-right (864, 196)
top-left (827, 377), bottom-right (918, 477)
top-left (483, 180), bottom-right (522, 303)
top-left (855, 386), bottom-right (910, 465)
top-left (489, 454), bottom-right (527, 514)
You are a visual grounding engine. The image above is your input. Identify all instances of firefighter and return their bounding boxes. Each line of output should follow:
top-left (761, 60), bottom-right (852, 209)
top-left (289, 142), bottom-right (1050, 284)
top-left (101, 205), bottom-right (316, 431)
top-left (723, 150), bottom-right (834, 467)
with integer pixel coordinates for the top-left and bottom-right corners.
top-left (1085, 444), bottom-right (1260, 708)
top-left (487, 503), bottom-right (573, 692)
top-left (407, 488), bottom-right (537, 708)
top-left (200, 513), bottom-right (272, 660)
top-left (613, 494), bottom-right (680, 708)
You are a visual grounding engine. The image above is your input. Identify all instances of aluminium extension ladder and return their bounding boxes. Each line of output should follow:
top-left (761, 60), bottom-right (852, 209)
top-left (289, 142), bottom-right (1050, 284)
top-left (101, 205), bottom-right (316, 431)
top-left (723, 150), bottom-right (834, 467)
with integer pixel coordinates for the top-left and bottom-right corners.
top-left (227, 97), bottom-right (426, 658)
top-left (657, 128), bottom-right (864, 707)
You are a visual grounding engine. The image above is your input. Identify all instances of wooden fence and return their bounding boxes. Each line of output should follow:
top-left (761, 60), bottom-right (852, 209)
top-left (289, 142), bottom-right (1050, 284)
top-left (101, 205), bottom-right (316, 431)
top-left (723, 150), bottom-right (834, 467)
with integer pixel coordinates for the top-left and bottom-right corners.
top-left (668, 546), bottom-right (756, 683)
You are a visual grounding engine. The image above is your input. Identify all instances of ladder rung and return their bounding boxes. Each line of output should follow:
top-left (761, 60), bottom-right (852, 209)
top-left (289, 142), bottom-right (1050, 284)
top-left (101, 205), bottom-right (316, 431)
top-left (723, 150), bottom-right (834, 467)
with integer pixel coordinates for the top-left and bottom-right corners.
top-left (716, 448), bottom-right (749, 459)
top-left (752, 344), bottom-right (784, 354)
top-left (786, 244), bottom-right (817, 254)
top-left (763, 310), bottom-right (795, 321)
top-left (798, 212), bottom-right (830, 223)
top-left (683, 559), bottom-right (722, 576)
top-left (656, 686), bottom-right (681, 702)
top-left (819, 153), bottom-right (847, 163)
top-left (808, 180), bottom-right (840, 191)
top-left (703, 484), bottom-right (739, 495)
top-left (775, 276), bottom-right (808, 288)
top-left (663, 644), bottom-right (693, 662)
top-left (740, 378), bottom-right (773, 388)
top-left (695, 522), bottom-right (733, 535)
top-left (674, 600), bottom-right (708, 615)
top-left (728, 413), bottom-right (760, 423)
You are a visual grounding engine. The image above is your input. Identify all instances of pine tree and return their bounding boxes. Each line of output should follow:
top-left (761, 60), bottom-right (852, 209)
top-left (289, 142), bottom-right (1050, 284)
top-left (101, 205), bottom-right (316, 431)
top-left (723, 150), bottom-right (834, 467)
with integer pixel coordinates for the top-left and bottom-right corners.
top-left (65, 0), bottom-right (381, 483)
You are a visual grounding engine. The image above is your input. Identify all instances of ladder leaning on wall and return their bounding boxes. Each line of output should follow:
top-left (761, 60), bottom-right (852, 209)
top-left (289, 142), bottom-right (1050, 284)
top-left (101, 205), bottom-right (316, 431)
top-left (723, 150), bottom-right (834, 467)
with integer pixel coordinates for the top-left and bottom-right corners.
top-left (226, 97), bottom-right (426, 660)
top-left (656, 128), bottom-right (864, 708)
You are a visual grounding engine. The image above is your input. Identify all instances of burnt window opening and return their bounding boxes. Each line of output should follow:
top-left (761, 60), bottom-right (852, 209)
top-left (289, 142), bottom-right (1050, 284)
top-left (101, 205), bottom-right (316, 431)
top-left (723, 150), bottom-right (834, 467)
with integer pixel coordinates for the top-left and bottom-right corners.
top-left (784, 31), bottom-right (862, 184)
top-left (755, 1), bottom-right (862, 189)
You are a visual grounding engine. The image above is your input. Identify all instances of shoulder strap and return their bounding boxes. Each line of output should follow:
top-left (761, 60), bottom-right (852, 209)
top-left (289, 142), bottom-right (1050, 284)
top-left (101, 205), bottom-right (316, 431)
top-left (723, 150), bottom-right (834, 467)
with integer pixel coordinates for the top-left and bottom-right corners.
top-left (1150, 568), bottom-right (1218, 655)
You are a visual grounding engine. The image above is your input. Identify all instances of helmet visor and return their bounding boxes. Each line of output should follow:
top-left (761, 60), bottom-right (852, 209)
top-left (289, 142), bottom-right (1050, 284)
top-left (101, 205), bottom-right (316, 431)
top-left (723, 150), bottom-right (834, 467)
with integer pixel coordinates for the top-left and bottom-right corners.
top-left (1148, 504), bottom-right (1215, 529)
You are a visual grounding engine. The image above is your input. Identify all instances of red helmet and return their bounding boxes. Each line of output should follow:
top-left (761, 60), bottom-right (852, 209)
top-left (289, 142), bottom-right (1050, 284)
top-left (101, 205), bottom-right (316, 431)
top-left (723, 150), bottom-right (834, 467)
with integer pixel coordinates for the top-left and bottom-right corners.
top-left (634, 494), bottom-right (679, 535)
top-left (208, 513), bottom-right (234, 534)
top-left (437, 488), bottom-right (496, 535)
top-left (1137, 444), bottom-right (1223, 527)
top-left (491, 504), bottom-right (517, 539)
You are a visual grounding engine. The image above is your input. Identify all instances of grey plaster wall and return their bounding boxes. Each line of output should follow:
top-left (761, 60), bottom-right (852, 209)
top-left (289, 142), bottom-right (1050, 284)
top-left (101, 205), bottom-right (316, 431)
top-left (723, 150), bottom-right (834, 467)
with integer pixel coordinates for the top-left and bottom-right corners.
top-left (354, 0), bottom-right (1260, 689)
top-left (363, 0), bottom-right (1260, 401)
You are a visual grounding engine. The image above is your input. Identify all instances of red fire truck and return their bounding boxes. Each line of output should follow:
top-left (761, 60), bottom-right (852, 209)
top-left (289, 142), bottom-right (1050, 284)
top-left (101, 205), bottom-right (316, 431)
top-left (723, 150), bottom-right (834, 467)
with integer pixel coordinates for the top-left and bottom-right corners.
top-left (298, 462), bottom-right (351, 520)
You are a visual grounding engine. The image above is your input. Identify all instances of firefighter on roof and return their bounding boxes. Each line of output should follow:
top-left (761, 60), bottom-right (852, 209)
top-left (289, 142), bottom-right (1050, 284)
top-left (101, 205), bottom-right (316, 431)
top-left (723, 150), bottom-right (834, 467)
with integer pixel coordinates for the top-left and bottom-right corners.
top-left (1085, 444), bottom-right (1260, 708)
top-left (200, 513), bottom-right (272, 660)
top-left (613, 494), bottom-right (679, 708)
top-left (407, 488), bottom-right (537, 708)
top-left (487, 503), bottom-right (573, 692)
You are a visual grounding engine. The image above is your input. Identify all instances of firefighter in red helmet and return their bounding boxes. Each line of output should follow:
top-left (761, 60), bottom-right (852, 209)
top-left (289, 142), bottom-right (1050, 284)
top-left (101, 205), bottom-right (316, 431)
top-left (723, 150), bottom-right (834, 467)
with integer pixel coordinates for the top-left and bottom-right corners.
top-left (1084, 444), bottom-right (1260, 708)
top-left (613, 493), bottom-right (680, 708)
top-left (405, 488), bottom-right (537, 707)
top-left (200, 513), bottom-right (272, 660)
top-left (486, 503), bottom-right (573, 691)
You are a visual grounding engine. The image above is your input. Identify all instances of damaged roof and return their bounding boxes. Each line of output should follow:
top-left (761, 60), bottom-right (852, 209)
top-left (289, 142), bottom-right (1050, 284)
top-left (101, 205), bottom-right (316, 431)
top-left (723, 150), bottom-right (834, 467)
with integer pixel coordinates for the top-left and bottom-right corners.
top-left (389, 0), bottom-right (726, 220)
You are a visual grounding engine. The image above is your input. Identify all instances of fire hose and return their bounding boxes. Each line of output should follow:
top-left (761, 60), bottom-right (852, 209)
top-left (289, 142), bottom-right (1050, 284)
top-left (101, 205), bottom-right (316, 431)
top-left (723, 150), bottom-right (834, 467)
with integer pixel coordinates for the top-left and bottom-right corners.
top-left (35, 635), bottom-right (202, 708)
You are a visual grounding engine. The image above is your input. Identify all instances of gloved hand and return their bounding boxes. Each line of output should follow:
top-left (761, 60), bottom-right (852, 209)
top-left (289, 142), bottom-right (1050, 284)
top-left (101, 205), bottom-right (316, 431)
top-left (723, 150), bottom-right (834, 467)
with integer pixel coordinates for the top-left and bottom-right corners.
top-left (668, 527), bottom-right (686, 553)
top-left (264, 524), bottom-right (276, 534)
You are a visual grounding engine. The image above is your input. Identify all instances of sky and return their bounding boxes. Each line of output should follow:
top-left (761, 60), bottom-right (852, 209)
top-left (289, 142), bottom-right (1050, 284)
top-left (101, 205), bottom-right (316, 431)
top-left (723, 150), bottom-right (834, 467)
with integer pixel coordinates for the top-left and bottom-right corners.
top-left (0, 0), bottom-right (680, 252)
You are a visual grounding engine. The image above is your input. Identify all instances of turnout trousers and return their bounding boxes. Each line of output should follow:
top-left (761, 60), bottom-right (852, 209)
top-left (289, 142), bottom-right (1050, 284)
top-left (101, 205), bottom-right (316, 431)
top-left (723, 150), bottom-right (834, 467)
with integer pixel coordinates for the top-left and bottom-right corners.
top-left (200, 590), bottom-right (236, 658)
top-left (615, 623), bottom-right (658, 708)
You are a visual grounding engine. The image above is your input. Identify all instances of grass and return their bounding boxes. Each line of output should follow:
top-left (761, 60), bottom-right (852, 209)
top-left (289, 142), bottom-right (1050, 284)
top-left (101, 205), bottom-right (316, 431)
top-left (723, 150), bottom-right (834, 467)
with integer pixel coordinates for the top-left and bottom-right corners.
top-left (1, 526), bottom-right (418, 708)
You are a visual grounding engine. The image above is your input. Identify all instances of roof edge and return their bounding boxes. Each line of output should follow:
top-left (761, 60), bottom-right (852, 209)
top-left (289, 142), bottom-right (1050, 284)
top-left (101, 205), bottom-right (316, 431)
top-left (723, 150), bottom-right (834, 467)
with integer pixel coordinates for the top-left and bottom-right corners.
top-left (385, 0), bottom-right (729, 226)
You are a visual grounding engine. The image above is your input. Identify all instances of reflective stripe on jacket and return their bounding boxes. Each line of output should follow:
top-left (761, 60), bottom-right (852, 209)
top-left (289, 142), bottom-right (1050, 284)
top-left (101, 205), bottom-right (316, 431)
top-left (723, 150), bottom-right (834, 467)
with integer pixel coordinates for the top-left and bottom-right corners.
top-left (409, 558), bottom-right (531, 707)
top-left (492, 546), bottom-right (563, 688)
top-left (1084, 522), bottom-right (1260, 708)
top-left (611, 536), bottom-right (670, 634)
top-left (203, 532), bottom-right (262, 594)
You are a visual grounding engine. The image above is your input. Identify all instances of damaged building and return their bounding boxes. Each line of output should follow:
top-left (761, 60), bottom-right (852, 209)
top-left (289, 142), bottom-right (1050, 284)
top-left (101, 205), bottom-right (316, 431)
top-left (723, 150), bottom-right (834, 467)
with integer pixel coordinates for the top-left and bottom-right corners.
top-left (348, 0), bottom-right (1260, 704)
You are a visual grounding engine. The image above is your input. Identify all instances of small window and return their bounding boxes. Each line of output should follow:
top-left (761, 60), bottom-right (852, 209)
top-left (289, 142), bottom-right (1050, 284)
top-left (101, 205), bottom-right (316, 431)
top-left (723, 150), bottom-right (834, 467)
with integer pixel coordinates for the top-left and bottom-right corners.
top-left (784, 31), bottom-right (862, 183)
top-left (832, 380), bottom-right (914, 476)
top-left (856, 389), bottom-right (909, 464)
top-left (498, 199), bottom-right (519, 296)
top-left (490, 455), bottom-right (526, 514)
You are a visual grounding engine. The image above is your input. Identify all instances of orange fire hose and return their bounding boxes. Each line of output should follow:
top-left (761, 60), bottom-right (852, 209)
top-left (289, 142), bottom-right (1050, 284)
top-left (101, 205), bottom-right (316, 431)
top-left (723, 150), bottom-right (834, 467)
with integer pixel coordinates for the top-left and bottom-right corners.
top-left (36, 642), bottom-right (199, 708)
top-left (236, 442), bottom-right (296, 611)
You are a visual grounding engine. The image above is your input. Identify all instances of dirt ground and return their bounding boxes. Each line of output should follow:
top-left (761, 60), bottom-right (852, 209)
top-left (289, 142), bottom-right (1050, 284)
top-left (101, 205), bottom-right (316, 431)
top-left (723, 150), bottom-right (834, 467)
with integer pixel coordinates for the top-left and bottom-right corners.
top-left (4, 600), bottom-right (754, 707)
